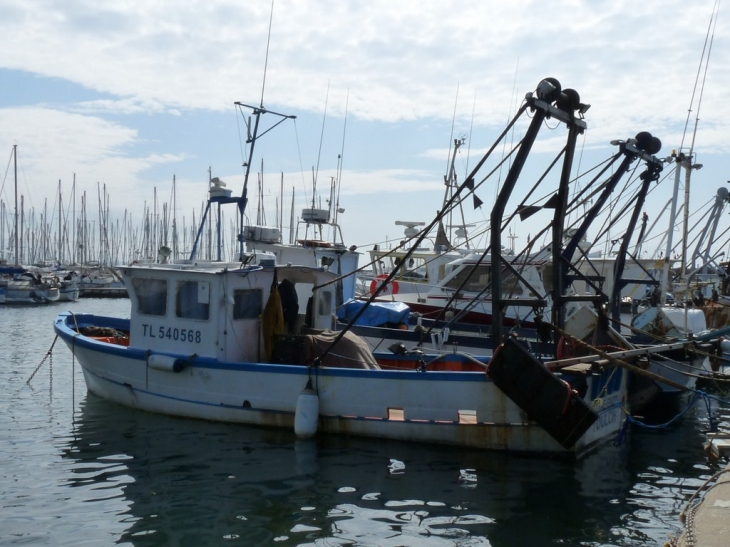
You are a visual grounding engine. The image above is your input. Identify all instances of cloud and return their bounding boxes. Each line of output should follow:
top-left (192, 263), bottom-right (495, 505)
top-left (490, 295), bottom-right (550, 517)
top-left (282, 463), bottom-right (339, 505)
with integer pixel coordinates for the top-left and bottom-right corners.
top-left (2, 1), bottom-right (727, 129)
top-left (71, 98), bottom-right (176, 116)
top-left (1, 0), bottom-right (728, 250)
top-left (0, 106), bottom-right (182, 210)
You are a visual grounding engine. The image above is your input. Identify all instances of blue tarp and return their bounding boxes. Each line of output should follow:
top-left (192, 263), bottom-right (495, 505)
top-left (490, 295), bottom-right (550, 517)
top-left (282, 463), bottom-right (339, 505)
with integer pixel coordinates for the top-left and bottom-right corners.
top-left (337, 299), bottom-right (410, 327)
top-left (0, 266), bottom-right (26, 275)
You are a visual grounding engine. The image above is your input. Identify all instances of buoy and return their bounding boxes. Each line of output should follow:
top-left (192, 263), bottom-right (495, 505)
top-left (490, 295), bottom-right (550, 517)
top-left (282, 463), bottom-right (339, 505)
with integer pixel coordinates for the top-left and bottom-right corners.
top-left (294, 381), bottom-right (319, 438)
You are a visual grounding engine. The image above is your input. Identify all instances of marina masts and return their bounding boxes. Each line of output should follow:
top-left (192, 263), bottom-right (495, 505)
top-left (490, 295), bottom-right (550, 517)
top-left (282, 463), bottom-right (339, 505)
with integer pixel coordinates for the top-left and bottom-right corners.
top-left (13, 145), bottom-right (18, 267)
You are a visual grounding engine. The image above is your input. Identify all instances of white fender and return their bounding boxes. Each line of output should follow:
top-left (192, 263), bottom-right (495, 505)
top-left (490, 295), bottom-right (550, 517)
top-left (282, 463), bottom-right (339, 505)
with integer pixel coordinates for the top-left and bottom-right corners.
top-left (294, 383), bottom-right (319, 438)
top-left (147, 354), bottom-right (187, 373)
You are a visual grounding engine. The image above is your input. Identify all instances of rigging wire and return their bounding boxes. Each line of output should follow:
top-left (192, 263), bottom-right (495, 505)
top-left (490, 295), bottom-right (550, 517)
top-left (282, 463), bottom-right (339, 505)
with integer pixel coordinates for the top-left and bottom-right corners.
top-left (680, 0), bottom-right (720, 154)
top-left (445, 83), bottom-right (459, 177)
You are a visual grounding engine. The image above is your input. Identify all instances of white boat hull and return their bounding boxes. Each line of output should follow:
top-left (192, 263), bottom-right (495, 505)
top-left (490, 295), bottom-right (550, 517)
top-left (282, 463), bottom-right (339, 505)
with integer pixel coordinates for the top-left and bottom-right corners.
top-left (56, 313), bottom-right (627, 455)
top-left (59, 285), bottom-right (80, 302)
top-left (0, 283), bottom-right (60, 304)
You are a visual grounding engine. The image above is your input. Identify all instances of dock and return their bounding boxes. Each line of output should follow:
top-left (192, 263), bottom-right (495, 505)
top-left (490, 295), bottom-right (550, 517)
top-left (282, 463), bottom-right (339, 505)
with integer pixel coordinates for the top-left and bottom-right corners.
top-left (79, 287), bottom-right (128, 298)
top-left (674, 438), bottom-right (730, 546)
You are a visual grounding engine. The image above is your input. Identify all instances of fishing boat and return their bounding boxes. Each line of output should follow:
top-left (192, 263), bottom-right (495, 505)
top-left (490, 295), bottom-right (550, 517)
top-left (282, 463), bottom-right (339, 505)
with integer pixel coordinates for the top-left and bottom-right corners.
top-left (344, 124), bottom-right (705, 414)
top-left (384, 248), bottom-right (555, 327)
top-left (358, 139), bottom-right (480, 299)
top-left (358, 224), bottom-right (466, 300)
top-left (53, 258), bottom-right (626, 454)
top-left (242, 202), bottom-right (360, 305)
top-left (52, 79), bottom-right (634, 456)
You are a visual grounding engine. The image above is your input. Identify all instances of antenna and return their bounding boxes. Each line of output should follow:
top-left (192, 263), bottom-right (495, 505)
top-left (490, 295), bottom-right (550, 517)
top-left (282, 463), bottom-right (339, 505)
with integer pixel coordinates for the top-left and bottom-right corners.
top-left (313, 81), bottom-right (330, 208)
top-left (333, 89), bottom-right (349, 237)
top-left (191, 0), bottom-right (297, 261)
top-left (259, 0), bottom-right (275, 109)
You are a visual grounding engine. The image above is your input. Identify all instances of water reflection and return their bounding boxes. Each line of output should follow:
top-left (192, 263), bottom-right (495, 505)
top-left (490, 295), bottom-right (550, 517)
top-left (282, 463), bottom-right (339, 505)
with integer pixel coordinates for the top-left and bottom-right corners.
top-left (3, 300), bottom-right (725, 546)
top-left (55, 392), bottom-right (717, 547)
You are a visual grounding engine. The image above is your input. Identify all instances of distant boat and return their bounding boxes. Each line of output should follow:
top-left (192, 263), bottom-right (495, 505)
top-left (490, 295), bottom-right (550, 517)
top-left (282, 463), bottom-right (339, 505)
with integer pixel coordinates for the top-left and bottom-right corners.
top-left (78, 267), bottom-right (127, 298)
top-left (375, 249), bottom-right (552, 328)
top-left (0, 145), bottom-right (60, 305)
top-left (242, 205), bottom-right (360, 305)
top-left (0, 270), bottom-right (60, 305)
top-left (356, 139), bottom-right (483, 302)
top-left (57, 270), bottom-right (81, 302)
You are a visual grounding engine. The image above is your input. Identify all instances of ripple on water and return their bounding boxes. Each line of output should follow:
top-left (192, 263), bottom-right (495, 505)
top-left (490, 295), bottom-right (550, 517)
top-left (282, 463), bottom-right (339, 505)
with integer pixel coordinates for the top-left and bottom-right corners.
top-left (1, 300), bottom-right (727, 546)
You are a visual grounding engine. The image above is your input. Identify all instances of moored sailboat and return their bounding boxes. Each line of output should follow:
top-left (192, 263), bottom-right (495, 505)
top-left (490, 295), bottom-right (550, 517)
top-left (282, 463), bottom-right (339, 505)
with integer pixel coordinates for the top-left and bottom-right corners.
top-left (1, 145), bottom-right (60, 305)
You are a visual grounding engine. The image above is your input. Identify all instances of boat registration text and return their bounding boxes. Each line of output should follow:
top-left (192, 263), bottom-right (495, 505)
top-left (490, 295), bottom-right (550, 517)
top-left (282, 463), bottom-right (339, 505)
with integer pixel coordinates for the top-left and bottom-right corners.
top-left (141, 324), bottom-right (202, 343)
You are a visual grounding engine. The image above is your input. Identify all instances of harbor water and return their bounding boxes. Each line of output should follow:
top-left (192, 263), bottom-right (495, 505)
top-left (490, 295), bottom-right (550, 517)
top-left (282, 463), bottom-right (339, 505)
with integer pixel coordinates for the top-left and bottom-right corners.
top-left (2, 299), bottom-right (729, 546)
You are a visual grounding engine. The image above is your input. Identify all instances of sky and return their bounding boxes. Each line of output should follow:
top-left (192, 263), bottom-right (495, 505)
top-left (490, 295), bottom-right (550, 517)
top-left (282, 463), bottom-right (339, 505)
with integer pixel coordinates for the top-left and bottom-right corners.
top-left (1, 0), bottom-right (728, 263)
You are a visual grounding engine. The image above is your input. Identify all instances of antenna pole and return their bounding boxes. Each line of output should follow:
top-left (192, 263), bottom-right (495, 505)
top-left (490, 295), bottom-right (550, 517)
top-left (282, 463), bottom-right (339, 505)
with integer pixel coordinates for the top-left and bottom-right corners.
top-left (259, 0), bottom-right (275, 109)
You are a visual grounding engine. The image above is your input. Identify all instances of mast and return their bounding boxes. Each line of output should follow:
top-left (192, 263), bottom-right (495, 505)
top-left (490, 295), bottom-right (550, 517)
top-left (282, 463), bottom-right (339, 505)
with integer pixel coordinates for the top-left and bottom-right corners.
top-left (72, 175), bottom-right (76, 264)
top-left (279, 171), bottom-right (284, 237)
top-left (443, 138), bottom-right (462, 245)
top-left (20, 196), bottom-right (24, 266)
top-left (660, 157), bottom-right (682, 302)
top-left (680, 154), bottom-right (701, 292)
top-left (58, 180), bottom-right (62, 264)
top-left (43, 198), bottom-right (48, 264)
top-left (334, 91), bottom-right (348, 241)
top-left (289, 187), bottom-right (295, 245)
top-left (1, 200), bottom-right (4, 261)
top-left (13, 145), bottom-right (18, 267)
top-left (189, 1), bottom-right (295, 262)
top-left (172, 174), bottom-right (178, 261)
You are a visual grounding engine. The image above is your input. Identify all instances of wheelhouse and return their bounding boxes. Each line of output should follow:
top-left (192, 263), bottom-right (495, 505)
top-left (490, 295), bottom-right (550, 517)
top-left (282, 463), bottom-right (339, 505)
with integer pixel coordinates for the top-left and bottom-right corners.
top-left (122, 264), bottom-right (338, 362)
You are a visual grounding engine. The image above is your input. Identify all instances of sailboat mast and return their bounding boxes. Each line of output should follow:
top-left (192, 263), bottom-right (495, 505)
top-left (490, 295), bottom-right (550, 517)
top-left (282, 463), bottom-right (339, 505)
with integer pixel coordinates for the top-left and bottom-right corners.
top-left (172, 174), bottom-right (178, 261)
top-left (13, 145), bottom-right (19, 267)
top-left (71, 175), bottom-right (76, 264)
top-left (58, 180), bottom-right (62, 264)
top-left (20, 196), bottom-right (24, 266)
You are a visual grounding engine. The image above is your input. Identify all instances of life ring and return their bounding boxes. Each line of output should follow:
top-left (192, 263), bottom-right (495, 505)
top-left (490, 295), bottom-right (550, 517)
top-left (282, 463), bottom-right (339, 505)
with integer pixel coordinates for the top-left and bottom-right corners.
top-left (370, 274), bottom-right (399, 296)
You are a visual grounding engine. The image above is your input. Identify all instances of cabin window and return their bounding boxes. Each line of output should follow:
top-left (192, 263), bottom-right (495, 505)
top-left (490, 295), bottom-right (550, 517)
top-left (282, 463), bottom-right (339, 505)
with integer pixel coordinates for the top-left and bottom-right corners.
top-left (372, 255), bottom-right (384, 276)
top-left (132, 278), bottom-right (167, 316)
top-left (400, 257), bottom-right (427, 280)
top-left (443, 264), bottom-right (523, 295)
top-left (503, 271), bottom-right (524, 295)
top-left (176, 281), bottom-right (210, 320)
top-left (444, 265), bottom-right (490, 292)
top-left (233, 289), bottom-right (263, 320)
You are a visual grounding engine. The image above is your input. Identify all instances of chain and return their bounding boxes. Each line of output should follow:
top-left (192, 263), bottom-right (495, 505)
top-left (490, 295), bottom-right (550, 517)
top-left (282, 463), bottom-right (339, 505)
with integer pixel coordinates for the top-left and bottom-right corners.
top-left (667, 467), bottom-right (730, 547)
top-left (665, 500), bottom-right (697, 547)
top-left (26, 335), bottom-right (58, 384)
top-left (683, 501), bottom-right (698, 547)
